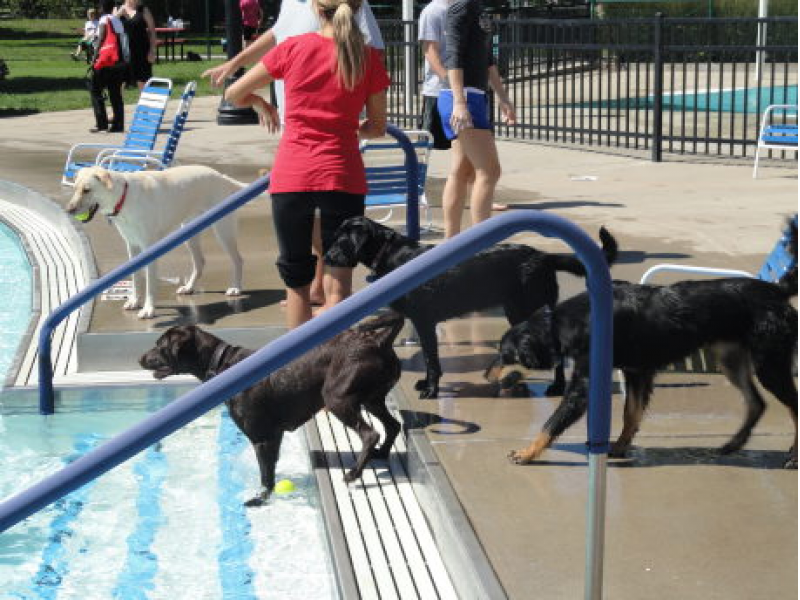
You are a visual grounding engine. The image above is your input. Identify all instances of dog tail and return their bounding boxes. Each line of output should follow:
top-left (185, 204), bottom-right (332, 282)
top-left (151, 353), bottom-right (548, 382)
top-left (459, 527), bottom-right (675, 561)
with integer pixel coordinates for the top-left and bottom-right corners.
top-left (357, 310), bottom-right (406, 349)
top-left (545, 226), bottom-right (619, 277)
top-left (777, 216), bottom-right (798, 297)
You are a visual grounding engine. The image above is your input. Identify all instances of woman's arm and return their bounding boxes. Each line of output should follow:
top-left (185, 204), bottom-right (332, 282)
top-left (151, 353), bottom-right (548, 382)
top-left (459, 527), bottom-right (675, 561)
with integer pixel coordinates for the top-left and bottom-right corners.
top-left (359, 90), bottom-right (387, 140)
top-left (422, 40), bottom-right (447, 83)
top-left (202, 29), bottom-right (277, 87)
top-left (488, 65), bottom-right (516, 124)
top-left (143, 7), bottom-right (157, 64)
top-left (224, 61), bottom-right (279, 131)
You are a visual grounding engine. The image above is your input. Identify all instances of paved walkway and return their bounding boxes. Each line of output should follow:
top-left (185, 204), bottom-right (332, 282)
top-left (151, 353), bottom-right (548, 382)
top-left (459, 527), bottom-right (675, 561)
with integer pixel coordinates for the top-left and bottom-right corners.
top-left (0, 95), bottom-right (796, 599)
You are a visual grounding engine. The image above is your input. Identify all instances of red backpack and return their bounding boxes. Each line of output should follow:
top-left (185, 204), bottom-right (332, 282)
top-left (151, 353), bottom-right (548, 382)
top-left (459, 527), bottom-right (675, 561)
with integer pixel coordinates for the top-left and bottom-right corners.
top-left (94, 18), bottom-right (125, 70)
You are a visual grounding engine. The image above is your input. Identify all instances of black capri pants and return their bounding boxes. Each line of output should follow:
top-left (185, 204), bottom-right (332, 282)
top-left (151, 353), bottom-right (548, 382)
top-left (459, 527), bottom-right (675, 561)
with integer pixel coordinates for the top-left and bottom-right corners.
top-left (271, 191), bottom-right (365, 289)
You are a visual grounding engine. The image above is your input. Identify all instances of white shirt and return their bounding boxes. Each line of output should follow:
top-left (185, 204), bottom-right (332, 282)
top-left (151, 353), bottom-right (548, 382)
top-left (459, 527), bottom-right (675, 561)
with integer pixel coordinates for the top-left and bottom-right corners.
top-left (270, 0), bottom-right (385, 117)
top-left (418, 0), bottom-right (448, 97)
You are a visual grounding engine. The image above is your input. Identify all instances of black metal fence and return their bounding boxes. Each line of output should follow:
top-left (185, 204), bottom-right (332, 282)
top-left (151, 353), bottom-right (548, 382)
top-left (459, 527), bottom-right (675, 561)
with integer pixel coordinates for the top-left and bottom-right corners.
top-left (380, 16), bottom-right (798, 160)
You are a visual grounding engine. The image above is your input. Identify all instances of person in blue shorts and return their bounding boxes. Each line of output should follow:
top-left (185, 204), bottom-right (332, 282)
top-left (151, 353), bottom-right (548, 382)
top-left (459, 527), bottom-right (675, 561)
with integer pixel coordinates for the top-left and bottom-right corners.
top-left (438, 0), bottom-right (516, 238)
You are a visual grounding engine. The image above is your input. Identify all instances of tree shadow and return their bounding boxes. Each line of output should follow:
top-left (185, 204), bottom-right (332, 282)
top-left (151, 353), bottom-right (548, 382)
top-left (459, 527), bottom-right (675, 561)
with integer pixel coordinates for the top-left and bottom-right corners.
top-left (399, 409), bottom-right (481, 436)
top-left (508, 200), bottom-right (625, 210)
top-left (1, 75), bottom-right (90, 95)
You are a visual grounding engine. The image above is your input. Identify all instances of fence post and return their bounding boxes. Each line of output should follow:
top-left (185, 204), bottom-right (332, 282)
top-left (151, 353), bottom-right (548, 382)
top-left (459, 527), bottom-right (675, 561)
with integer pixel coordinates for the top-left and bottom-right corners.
top-left (651, 13), bottom-right (664, 162)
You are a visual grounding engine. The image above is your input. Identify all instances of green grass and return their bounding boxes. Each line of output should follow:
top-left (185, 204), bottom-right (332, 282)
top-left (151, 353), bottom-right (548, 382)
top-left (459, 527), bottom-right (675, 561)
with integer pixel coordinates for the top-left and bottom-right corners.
top-left (0, 19), bottom-right (226, 115)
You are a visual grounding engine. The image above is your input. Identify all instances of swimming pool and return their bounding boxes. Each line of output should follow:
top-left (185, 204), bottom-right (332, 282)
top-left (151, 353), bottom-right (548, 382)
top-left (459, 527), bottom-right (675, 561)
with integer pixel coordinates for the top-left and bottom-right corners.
top-left (0, 220), bottom-right (33, 383)
top-left (586, 84), bottom-right (798, 114)
top-left (0, 387), bottom-right (339, 599)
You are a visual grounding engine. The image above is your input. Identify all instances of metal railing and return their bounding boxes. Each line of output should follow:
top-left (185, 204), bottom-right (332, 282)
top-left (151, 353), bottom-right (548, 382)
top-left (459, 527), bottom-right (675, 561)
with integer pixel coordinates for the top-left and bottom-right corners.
top-left (2, 210), bottom-right (614, 599)
top-left (37, 125), bottom-right (420, 414)
top-left (380, 16), bottom-right (798, 159)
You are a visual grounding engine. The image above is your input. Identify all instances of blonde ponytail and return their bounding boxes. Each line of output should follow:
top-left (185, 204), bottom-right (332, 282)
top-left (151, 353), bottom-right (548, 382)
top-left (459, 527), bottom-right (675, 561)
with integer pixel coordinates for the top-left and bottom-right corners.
top-left (318, 0), bottom-right (366, 90)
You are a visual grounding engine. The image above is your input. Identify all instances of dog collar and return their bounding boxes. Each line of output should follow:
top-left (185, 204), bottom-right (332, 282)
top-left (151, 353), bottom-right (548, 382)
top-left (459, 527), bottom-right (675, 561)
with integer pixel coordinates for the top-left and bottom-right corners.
top-left (109, 182), bottom-right (129, 217)
top-left (204, 342), bottom-right (233, 382)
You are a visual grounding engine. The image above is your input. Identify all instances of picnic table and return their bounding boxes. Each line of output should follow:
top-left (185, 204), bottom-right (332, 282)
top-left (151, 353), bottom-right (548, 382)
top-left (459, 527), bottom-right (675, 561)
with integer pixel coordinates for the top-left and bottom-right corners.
top-left (155, 26), bottom-right (186, 62)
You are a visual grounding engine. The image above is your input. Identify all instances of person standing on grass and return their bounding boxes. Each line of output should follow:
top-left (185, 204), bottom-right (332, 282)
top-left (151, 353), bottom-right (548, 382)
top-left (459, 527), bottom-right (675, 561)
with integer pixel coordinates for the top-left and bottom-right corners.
top-left (203, 0), bottom-right (383, 310)
top-left (115, 0), bottom-right (157, 89)
top-left (224, 0), bottom-right (389, 329)
top-left (438, 0), bottom-right (515, 238)
top-left (89, 0), bottom-right (128, 133)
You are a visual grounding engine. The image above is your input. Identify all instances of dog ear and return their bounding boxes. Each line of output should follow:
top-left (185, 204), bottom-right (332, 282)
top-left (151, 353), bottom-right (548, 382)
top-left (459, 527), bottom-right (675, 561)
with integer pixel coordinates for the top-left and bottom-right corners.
top-left (94, 169), bottom-right (114, 190)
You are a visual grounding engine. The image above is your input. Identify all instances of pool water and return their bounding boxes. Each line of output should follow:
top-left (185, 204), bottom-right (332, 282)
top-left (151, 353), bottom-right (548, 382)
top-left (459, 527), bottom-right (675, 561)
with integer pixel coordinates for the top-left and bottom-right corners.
top-left (0, 220), bottom-right (33, 382)
top-left (0, 387), bottom-right (339, 600)
top-left (585, 84), bottom-right (798, 114)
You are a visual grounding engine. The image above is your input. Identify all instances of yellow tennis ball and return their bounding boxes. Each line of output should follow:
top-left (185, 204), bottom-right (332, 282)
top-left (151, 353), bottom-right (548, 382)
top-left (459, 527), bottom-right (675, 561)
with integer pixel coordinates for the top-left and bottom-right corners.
top-left (274, 479), bottom-right (295, 494)
top-left (74, 211), bottom-right (92, 223)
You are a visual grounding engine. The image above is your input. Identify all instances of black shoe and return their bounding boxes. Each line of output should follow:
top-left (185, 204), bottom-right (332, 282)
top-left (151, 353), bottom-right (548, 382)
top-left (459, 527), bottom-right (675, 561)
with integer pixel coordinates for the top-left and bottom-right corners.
top-left (107, 126), bottom-right (124, 133)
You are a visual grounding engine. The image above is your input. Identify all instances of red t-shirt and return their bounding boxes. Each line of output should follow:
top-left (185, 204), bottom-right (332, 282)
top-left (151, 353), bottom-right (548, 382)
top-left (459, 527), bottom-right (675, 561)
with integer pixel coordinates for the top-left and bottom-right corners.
top-left (263, 33), bottom-right (390, 194)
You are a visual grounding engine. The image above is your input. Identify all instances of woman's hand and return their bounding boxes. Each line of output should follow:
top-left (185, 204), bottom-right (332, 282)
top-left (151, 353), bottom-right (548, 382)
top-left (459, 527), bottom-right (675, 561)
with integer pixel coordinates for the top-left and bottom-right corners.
top-left (202, 61), bottom-right (236, 87)
top-left (450, 100), bottom-right (473, 133)
top-left (498, 99), bottom-right (516, 125)
top-left (252, 95), bottom-right (279, 133)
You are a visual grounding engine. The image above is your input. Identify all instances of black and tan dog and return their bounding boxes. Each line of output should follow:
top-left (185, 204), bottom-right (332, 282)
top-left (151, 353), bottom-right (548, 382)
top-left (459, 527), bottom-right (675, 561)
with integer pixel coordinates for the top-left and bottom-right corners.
top-left (324, 216), bottom-right (618, 399)
top-left (488, 254), bottom-right (798, 468)
top-left (140, 311), bottom-right (406, 505)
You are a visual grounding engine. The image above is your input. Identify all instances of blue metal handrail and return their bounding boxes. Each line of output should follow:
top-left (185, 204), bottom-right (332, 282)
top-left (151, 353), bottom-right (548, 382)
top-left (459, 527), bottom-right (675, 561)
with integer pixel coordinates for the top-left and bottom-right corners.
top-left (37, 124), bottom-right (419, 414)
top-left (5, 211), bottom-right (613, 598)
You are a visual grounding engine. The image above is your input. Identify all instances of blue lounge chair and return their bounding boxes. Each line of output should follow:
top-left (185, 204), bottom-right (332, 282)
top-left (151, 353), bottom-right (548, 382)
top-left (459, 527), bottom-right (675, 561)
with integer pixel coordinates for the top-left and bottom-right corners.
top-left (753, 104), bottom-right (798, 179)
top-left (98, 81), bottom-right (196, 173)
top-left (62, 77), bottom-right (173, 185)
top-left (361, 130), bottom-right (433, 231)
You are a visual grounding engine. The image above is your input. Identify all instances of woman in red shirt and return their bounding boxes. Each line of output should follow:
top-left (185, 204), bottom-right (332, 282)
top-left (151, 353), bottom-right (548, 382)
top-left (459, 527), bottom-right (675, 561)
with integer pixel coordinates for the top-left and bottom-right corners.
top-left (226, 0), bottom-right (389, 328)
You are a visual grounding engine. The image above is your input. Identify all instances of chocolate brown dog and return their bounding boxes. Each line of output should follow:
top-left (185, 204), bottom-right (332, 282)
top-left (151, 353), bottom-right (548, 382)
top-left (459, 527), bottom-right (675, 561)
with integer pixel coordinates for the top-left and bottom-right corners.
top-left (140, 311), bottom-right (406, 505)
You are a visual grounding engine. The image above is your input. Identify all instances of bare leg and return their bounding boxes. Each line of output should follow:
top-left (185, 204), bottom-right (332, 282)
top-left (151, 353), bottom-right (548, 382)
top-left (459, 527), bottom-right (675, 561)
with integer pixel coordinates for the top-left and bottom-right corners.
top-left (322, 266), bottom-right (353, 310)
top-left (442, 141), bottom-right (475, 238)
top-left (310, 216), bottom-right (326, 305)
top-left (458, 128), bottom-right (502, 228)
top-left (286, 284), bottom-right (313, 329)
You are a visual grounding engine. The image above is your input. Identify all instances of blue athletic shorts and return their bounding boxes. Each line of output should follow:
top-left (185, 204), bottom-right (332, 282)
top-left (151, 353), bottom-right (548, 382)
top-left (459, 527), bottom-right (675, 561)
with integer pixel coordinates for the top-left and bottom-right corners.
top-left (437, 88), bottom-right (491, 140)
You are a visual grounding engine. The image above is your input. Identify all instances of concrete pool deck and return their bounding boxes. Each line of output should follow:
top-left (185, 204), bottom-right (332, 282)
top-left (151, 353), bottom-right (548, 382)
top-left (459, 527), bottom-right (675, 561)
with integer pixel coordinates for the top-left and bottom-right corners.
top-left (0, 96), bottom-right (797, 598)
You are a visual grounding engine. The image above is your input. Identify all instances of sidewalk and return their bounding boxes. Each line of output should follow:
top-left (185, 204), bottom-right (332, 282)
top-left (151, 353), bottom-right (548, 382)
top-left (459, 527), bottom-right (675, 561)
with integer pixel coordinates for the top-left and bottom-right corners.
top-left (0, 95), bottom-right (797, 599)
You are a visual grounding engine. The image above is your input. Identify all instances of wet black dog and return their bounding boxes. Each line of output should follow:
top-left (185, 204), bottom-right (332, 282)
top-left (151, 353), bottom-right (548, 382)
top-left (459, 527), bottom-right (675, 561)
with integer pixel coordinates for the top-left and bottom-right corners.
top-left (140, 311), bottom-right (405, 505)
top-left (490, 263), bottom-right (798, 468)
top-left (324, 216), bottom-right (618, 399)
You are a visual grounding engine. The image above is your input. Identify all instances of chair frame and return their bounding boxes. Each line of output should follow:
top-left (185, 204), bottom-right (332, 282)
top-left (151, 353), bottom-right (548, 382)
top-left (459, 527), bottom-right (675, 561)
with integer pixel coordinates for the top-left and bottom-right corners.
top-left (361, 129), bottom-right (433, 231)
top-left (99, 81), bottom-right (196, 173)
top-left (61, 77), bottom-right (173, 185)
top-left (753, 104), bottom-right (798, 179)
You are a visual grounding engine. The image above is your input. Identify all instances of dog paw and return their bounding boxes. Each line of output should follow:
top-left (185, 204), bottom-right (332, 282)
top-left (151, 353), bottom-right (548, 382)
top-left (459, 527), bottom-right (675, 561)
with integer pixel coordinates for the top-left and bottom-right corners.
top-left (545, 382), bottom-right (566, 397)
top-left (418, 387), bottom-right (439, 400)
top-left (507, 450), bottom-right (533, 465)
top-left (123, 297), bottom-right (140, 310)
top-left (414, 378), bottom-right (428, 391)
top-left (137, 306), bottom-right (155, 319)
top-left (176, 285), bottom-right (194, 295)
top-left (343, 470), bottom-right (359, 484)
top-left (244, 491), bottom-right (270, 507)
top-left (784, 455), bottom-right (798, 469)
top-left (719, 441), bottom-right (743, 455)
top-left (609, 443), bottom-right (630, 459)
top-left (225, 287), bottom-right (241, 297)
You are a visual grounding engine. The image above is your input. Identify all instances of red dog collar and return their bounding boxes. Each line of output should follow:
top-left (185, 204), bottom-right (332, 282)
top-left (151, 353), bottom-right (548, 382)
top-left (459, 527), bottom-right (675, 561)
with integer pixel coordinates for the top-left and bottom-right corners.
top-left (110, 181), bottom-right (129, 217)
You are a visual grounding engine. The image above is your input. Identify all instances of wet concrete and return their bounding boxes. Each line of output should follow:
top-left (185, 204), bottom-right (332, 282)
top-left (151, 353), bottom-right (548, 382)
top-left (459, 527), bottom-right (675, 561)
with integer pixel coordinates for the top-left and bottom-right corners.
top-left (0, 96), bottom-right (796, 599)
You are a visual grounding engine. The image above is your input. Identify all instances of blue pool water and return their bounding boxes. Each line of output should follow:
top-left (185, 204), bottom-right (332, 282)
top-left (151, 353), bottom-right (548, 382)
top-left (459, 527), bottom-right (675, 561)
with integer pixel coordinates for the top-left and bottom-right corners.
top-left (0, 220), bottom-right (33, 382)
top-left (0, 388), bottom-right (339, 599)
top-left (588, 84), bottom-right (798, 114)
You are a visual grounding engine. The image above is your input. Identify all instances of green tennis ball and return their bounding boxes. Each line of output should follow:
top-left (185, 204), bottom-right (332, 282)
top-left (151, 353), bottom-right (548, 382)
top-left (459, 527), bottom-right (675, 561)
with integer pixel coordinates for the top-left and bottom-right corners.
top-left (74, 211), bottom-right (92, 223)
top-left (274, 479), bottom-right (296, 494)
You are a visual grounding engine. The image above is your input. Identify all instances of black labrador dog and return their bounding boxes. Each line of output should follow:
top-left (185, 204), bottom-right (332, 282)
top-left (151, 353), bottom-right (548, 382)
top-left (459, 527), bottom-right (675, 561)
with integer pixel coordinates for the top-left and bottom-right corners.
top-left (324, 216), bottom-right (618, 399)
top-left (140, 311), bottom-right (406, 505)
top-left (488, 264), bottom-right (798, 468)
